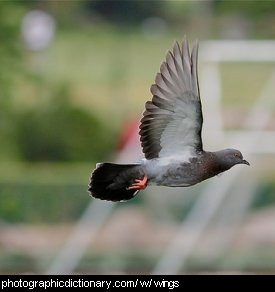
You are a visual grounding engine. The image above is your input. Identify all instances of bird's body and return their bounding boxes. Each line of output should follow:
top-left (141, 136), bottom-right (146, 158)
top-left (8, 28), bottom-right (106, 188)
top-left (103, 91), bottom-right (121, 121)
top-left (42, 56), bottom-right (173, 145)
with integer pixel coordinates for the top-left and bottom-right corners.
top-left (143, 152), bottom-right (218, 187)
top-left (88, 38), bottom-right (249, 202)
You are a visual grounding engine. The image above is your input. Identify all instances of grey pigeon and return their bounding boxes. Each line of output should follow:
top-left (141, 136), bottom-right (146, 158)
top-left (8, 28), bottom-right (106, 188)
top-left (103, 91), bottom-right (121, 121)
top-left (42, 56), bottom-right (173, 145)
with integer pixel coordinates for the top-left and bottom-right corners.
top-left (88, 38), bottom-right (249, 202)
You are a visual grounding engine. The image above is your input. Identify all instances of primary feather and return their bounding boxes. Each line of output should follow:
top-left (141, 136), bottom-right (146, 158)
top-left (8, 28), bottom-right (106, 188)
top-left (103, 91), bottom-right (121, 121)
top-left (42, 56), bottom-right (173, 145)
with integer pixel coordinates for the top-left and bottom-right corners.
top-left (139, 38), bottom-right (203, 161)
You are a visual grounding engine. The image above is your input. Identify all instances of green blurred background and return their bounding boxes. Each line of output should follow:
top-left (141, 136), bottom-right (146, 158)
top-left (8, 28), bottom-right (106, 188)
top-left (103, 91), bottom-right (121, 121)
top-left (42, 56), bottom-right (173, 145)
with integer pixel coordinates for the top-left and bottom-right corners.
top-left (0, 0), bottom-right (275, 274)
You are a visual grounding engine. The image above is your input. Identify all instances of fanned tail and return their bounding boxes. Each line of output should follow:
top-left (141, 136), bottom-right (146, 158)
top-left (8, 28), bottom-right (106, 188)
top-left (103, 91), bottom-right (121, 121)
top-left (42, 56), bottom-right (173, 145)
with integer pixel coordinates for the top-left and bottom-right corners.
top-left (88, 163), bottom-right (144, 202)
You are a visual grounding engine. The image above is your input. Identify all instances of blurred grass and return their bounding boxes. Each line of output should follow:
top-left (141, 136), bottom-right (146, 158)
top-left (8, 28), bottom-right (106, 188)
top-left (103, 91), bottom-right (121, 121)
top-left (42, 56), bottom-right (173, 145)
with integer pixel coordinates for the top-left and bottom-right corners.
top-left (45, 28), bottom-right (178, 125)
top-left (13, 27), bottom-right (274, 126)
top-left (0, 162), bottom-right (144, 223)
top-left (0, 162), bottom-right (90, 184)
top-left (1, 26), bottom-right (275, 223)
top-left (221, 62), bottom-right (274, 106)
top-left (0, 161), bottom-right (274, 223)
top-left (0, 182), bottom-right (88, 223)
top-left (0, 163), bottom-right (92, 223)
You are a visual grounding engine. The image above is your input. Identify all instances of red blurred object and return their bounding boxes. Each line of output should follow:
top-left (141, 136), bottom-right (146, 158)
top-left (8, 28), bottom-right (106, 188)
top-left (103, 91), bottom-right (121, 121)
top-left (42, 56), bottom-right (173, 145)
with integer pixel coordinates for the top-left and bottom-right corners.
top-left (117, 119), bottom-right (140, 151)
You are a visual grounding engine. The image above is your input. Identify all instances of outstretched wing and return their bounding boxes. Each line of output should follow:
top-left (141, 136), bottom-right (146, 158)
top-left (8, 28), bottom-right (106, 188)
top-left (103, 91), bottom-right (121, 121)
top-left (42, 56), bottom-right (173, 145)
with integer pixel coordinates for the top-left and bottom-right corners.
top-left (139, 38), bottom-right (203, 160)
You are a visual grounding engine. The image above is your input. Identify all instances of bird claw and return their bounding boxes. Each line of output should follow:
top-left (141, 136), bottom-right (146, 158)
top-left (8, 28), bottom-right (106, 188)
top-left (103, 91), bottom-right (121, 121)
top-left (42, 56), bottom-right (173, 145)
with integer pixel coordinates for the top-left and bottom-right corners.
top-left (128, 176), bottom-right (148, 190)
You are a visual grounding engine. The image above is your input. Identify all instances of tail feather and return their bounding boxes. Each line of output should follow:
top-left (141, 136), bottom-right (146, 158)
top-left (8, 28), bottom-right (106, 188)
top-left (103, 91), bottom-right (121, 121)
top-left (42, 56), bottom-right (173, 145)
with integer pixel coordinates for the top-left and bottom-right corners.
top-left (88, 163), bottom-right (143, 202)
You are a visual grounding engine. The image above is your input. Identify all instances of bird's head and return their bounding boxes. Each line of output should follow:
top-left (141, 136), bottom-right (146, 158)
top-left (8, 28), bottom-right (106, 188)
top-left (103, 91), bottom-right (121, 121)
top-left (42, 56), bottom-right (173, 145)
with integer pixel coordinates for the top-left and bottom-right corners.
top-left (216, 149), bottom-right (250, 170)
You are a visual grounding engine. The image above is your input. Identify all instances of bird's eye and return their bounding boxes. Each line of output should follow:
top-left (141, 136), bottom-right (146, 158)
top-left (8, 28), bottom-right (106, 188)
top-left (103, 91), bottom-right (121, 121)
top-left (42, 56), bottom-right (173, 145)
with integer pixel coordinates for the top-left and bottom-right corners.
top-left (234, 153), bottom-right (240, 158)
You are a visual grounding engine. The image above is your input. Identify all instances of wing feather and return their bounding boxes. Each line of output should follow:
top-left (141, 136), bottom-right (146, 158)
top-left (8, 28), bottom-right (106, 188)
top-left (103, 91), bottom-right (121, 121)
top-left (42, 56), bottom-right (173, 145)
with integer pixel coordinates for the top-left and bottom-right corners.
top-left (139, 38), bottom-right (203, 160)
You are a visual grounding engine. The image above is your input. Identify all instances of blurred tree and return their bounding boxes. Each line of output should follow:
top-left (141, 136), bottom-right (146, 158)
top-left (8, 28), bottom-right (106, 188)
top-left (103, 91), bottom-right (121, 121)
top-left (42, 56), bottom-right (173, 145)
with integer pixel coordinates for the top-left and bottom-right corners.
top-left (87, 0), bottom-right (164, 25)
top-left (15, 84), bottom-right (116, 162)
top-left (213, 0), bottom-right (275, 38)
top-left (0, 3), bottom-right (27, 160)
top-left (0, 2), bottom-right (30, 107)
top-left (214, 0), bottom-right (275, 17)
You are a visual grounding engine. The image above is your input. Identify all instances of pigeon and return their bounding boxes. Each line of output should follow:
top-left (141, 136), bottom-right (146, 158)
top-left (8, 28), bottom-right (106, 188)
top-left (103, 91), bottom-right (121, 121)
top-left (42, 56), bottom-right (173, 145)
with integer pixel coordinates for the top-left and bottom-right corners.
top-left (88, 38), bottom-right (249, 202)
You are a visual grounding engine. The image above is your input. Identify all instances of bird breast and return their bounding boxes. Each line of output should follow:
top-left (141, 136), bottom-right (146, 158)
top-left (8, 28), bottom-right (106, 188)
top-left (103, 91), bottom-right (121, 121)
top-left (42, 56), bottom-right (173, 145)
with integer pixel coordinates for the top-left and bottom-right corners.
top-left (142, 156), bottom-right (200, 187)
top-left (142, 152), bottom-right (221, 187)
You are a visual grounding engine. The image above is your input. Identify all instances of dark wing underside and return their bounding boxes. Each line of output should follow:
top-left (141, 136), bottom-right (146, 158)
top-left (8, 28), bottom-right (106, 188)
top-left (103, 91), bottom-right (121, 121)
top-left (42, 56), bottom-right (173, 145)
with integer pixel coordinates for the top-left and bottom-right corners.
top-left (139, 38), bottom-right (203, 160)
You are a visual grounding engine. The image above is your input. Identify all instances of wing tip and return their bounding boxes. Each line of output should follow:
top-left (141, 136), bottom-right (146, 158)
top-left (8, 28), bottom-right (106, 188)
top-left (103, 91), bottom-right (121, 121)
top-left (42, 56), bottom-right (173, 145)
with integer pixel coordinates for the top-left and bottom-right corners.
top-left (140, 36), bottom-right (202, 160)
top-left (192, 39), bottom-right (199, 53)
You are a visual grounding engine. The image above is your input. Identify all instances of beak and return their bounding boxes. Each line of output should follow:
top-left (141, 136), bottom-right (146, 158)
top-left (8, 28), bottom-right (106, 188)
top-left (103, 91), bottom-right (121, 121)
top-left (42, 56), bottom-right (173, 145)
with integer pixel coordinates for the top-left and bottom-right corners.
top-left (242, 159), bottom-right (250, 166)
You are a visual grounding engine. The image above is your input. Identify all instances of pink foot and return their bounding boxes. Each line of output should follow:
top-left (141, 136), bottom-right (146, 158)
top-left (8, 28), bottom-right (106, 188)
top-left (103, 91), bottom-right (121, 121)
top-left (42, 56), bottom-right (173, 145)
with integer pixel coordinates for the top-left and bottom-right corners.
top-left (128, 176), bottom-right (148, 190)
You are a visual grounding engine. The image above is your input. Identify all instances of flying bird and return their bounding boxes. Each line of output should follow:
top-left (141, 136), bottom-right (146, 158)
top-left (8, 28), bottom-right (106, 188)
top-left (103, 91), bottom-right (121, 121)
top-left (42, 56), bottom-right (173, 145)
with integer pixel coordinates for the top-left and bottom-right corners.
top-left (88, 38), bottom-right (249, 202)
